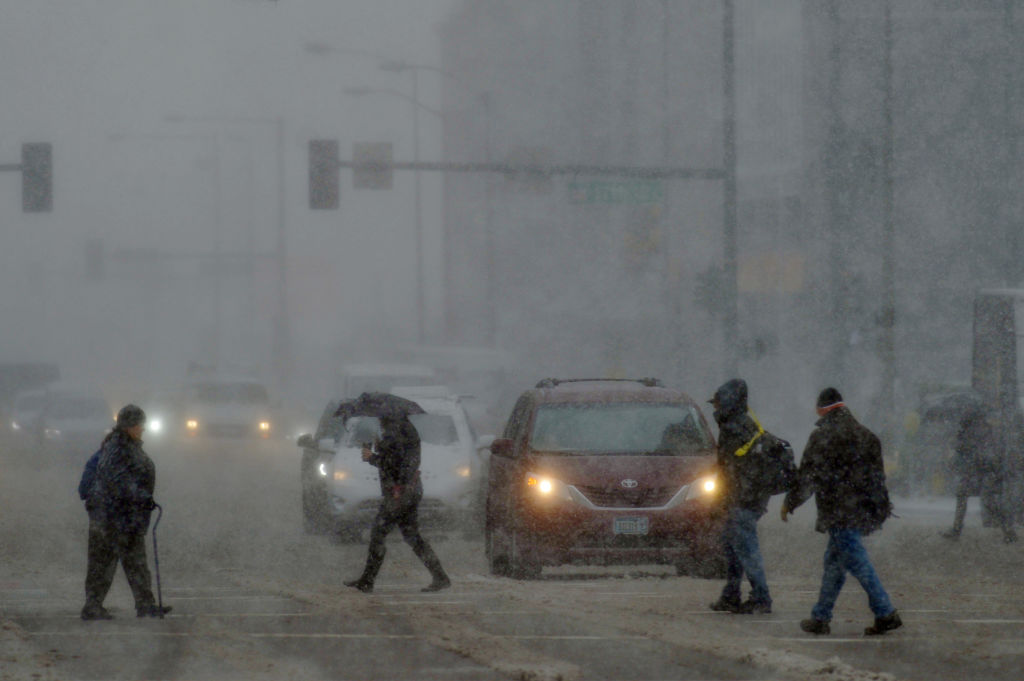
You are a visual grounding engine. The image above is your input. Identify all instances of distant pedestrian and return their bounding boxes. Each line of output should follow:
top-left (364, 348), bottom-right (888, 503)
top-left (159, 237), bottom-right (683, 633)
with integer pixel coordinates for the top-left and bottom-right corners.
top-left (345, 413), bottom-right (450, 593)
top-left (707, 378), bottom-right (787, 615)
top-left (942, 406), bottom-right (1017, 543)
top-left (80, 404), bottom-right (171, 620)
top-left (781, 388), bottom-right (900, 636)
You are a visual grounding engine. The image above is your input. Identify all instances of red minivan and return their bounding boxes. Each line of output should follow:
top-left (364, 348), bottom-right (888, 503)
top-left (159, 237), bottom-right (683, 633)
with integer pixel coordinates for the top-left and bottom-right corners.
top-left (485, 378), bottom-right (724, 579)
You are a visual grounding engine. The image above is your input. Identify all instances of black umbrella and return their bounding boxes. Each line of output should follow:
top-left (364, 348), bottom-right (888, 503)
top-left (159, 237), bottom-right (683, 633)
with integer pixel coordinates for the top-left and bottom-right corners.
top-left (346, 391), bottom-right (426, 420)
top-left (921, 391), bottom-right (984, 424)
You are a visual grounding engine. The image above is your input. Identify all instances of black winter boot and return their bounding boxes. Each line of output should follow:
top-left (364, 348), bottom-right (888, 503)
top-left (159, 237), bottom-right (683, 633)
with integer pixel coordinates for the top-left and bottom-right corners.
top-left (344, 578), bottom-right (374, 593)
top-left (81, 604), bottom-right (113, 620)
top-left (864, 610), bottom-right (902, 636)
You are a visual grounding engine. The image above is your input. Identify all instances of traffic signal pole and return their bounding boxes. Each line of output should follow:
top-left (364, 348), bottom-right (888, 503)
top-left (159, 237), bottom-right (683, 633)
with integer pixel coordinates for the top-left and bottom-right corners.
top-left (1, 143), bottom-right (52, 212)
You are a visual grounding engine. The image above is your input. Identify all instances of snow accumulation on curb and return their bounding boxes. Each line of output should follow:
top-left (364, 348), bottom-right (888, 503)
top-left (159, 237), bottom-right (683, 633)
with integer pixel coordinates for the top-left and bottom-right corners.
top-left (741, 647), bottom-right (898, 681)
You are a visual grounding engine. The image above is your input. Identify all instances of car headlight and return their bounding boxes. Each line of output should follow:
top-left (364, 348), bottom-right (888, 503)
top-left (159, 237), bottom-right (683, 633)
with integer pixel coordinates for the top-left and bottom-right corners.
top-left (318, 462), bottom-right (328, 477)
top-left (683, 474), bottom-right (718, 501)
top-left (148, 418), bottom-right (164, 434)
top-left (44, 428), bottom-right (62, 440)
top-left (258, 421), bottom-right (271, 432)
top-left (11, 421), bottom-right (20, 431)
top-left (333, 469), bottom-right (348, 481)
top-left (455, 465), bottom-right (472, 478)
top-left (525, 472), bottom-right (572, 502)
top-left (186, 419), bottom-right (199, 431)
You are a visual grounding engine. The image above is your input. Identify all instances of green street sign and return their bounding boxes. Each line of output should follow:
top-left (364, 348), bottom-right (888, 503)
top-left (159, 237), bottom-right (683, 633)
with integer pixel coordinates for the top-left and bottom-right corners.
top-left (568, 179), bottom-right (663, 205)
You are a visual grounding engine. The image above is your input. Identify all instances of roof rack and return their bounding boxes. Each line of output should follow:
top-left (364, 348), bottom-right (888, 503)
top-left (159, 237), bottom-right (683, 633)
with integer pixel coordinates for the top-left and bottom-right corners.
top-left (534, 377), bottom-right (663, 389)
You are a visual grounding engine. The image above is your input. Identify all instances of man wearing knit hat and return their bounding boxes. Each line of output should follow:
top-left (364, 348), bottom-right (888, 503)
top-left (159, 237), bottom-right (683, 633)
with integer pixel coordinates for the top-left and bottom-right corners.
top-left (781, 388), bottom-right (900, 636)
top-left (80, 404), bottom-right (171, 620)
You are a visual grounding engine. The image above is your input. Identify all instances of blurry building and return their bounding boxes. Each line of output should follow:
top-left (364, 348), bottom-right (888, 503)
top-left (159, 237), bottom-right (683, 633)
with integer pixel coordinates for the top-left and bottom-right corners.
top-left (439, 0), bottom-right (806, 416)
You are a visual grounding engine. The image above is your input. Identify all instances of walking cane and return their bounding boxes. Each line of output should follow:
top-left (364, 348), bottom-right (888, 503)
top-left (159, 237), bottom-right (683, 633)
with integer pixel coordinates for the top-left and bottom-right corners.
top-left (152, 502), bottom-right (165, 619)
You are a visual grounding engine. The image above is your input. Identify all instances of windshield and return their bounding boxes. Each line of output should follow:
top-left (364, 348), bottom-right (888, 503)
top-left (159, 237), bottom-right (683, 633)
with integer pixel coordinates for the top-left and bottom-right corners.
top-left (529, 403), bottom-right (712, 455)
top-left (410, 413), bottom-right (458, 446)
top-left (190, 382), bottom-right (269, 405)
top-left (15, 394), bottom-right (45, 412)
top-left (51, 397), bottom-right (109, 420)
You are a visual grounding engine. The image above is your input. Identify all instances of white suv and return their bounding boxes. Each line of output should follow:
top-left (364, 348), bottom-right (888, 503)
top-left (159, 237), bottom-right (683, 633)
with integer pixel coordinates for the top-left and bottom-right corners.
top-left (304, 388), bottom-right (486, 540)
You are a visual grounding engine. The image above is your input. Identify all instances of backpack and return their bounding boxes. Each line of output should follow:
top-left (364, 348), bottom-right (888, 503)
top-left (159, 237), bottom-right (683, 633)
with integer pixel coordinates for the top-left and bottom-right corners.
top-left (751, 432), bottom-right (797, 496)
top-left (78, 448), bottom-right (102, 501)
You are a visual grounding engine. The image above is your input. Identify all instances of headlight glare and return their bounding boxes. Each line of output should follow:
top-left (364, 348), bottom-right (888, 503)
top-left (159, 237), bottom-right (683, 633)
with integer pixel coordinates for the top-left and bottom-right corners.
top-left (525, 472), bottom-right (571, 501)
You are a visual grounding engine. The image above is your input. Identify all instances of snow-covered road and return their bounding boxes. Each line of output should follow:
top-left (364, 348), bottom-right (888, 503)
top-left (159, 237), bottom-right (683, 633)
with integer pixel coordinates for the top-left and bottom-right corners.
top-left (1, 435), bottom-right (1021, 680)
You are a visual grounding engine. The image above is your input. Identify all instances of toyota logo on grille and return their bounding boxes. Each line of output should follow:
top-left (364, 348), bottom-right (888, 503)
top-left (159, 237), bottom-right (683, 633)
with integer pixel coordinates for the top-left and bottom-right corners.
top-left (620, 479), bottom-right (638, 489)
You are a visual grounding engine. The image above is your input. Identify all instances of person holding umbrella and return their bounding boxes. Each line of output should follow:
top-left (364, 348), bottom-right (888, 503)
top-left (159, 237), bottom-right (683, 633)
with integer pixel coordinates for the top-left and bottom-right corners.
top-left (344, 393), bottom-right (451, 593)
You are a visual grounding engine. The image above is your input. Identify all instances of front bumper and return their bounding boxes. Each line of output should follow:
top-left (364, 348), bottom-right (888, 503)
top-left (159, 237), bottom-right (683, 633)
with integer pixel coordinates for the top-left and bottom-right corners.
top-left (517, 499), bottom-right (724, 566)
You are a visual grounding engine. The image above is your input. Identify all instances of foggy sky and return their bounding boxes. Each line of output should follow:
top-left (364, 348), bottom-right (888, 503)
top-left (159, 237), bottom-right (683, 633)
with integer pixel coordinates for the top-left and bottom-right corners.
top-left (0, 1), bottom-right (457, 399)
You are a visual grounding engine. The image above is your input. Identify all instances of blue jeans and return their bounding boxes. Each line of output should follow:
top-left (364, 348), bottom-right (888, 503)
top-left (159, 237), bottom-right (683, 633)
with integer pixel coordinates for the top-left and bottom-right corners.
top-left (811, 528), bottom-right (894, 622)
top-left (720, 507), bottom-right (771, 604)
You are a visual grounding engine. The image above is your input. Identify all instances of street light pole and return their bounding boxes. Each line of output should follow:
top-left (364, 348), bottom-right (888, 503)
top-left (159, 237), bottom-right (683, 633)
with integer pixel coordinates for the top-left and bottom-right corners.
top-left (164, 114), bottom-right (290, 393)
top-left (412, 68), bottom-right (425, 345)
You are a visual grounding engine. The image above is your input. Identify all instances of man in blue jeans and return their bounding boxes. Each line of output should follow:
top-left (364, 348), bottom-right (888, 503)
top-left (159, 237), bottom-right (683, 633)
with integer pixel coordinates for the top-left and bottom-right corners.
top-left (708, 379), bottom-right (784, 614)
top-left (781, 387), bottom-right (901, 636)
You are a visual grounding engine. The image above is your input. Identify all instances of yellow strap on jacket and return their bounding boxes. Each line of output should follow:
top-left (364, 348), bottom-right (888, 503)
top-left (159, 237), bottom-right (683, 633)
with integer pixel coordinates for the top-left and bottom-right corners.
top-left (734, 410), bottom-right (765, 457)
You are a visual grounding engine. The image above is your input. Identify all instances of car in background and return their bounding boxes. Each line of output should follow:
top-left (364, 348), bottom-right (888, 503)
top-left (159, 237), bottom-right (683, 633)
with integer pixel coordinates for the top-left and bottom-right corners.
top-left (181, 377), bottom-right (274, 438)
top-left (37, 391), bottom-right (113, 456)
top-left (485, 378), bottom-right (724, 579)
top-left (297, 389), bottom-right (489, 540)
top-left (9, 388), bottom-right (48, 441)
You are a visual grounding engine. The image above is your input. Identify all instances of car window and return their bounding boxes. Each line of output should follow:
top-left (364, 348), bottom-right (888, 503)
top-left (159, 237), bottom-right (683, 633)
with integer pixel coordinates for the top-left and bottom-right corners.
top-left (190, 382), bottom-right (269, 405)
top-left (15, 394), bottom-right (45, 412)
top-left (410, 413), bottom-right (458, 445)
top-left (503, 396), bottom-right (533, 441)
top-left (529, 403), bottom-right (712, 455)
top-left (342, 416), bottom-right (382, 447)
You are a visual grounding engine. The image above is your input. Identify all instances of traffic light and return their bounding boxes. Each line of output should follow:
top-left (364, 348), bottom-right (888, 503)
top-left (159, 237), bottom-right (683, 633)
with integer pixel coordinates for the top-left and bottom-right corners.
top-left (309, 139), bottom-right (339, 209)
top-left (22, 143), bottom-right (52, 212)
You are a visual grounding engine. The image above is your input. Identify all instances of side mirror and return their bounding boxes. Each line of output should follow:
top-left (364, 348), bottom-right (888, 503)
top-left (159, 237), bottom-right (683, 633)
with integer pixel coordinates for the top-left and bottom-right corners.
top-left (296, 433), bottom-right (315, 449)
top-left (490, 437), bottom-right (514, 458)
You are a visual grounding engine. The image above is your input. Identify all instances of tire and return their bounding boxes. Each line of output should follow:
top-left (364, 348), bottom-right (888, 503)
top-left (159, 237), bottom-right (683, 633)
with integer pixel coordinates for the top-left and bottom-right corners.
top-left (507, 514), bottom-right (542, 579)
top-left (301, 465), bottom-right (331, 535)
top-left (485, 520), bottom-right (511, 577)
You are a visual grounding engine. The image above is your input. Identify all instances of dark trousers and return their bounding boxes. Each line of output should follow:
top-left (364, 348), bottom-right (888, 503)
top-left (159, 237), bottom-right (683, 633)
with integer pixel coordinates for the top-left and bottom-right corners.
top-left (85, 517), bottom-right (155, 609)
top-left (358, 491), bottom-right (447, 585)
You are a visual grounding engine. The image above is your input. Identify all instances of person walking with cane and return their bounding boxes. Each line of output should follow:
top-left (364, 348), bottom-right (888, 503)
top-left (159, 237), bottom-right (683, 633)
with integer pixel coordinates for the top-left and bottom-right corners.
top-left (80, 404), bottom-right (171, 620)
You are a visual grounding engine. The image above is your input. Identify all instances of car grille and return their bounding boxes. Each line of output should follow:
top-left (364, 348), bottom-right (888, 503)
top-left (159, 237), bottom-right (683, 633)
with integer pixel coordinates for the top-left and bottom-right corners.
top-left (576, 485), bottom-right (678, 508)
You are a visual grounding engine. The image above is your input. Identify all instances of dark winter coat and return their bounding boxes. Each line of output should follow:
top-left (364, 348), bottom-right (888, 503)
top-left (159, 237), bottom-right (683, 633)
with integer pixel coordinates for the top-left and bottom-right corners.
top-left (712, 379), bottom-right (776, 515)
top-left (952, 411), bottom-right (1000, 496)
top-left (91, 430), bottom-right (156, 535)
top-left (784, 406), bottom-right (892, 534)
top-left (367, 416), bottom-right (422, 501)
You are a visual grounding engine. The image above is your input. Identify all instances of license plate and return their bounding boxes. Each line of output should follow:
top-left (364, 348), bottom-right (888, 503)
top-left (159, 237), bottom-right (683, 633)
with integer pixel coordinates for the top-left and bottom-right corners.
top-left (613, 516), bottom-right (649, 535)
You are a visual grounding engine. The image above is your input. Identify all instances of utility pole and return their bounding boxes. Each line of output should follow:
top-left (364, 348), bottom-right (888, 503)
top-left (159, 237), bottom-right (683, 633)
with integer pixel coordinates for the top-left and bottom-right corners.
top-left (722, 0), bottom-right (739, 376)
top-left (880, 0), bottom-right (897, 447)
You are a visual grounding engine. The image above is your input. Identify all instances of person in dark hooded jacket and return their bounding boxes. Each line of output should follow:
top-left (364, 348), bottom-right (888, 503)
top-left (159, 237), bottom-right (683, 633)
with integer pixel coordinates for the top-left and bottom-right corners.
top-left (707, 378), bottom-right (779, 614)
top-left (81, 404), bottom-right (171, 620)
top-left (781, 388), bottom-right (900, 636)
top-left (941, 407), bottom-right (1018, 543)
top-left (344, 413), bottom-right (450, 594)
